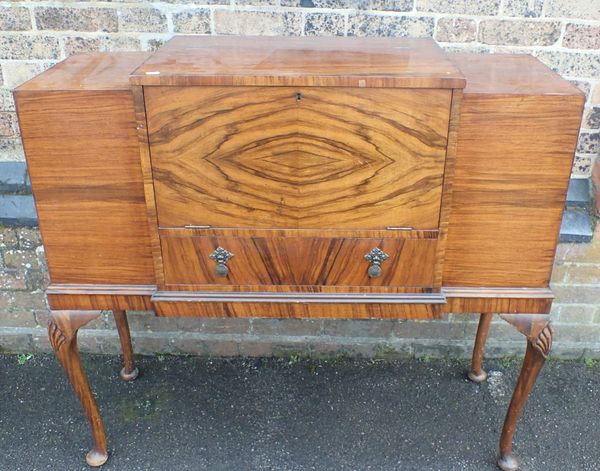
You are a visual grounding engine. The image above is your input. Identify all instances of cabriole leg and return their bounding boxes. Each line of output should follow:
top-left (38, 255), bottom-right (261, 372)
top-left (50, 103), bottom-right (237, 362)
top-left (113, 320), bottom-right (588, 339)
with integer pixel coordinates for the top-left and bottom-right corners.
top-left (468, 312), bottom-right (494, 383)
top-left (47, 310), bottom-right (108, 467)
top-left (497, 314), bottom-right (553, 471)
top-left (113, 310), bottom-right (139, 381)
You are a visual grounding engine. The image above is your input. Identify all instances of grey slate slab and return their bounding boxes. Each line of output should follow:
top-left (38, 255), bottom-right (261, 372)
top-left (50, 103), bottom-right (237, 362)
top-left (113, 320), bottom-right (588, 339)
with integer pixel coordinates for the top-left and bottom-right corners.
top-left (0, 194), bottom-right (37, 226)
top-left (560, 207), bottom-right (594, 243)
top-left (0, 161), bottom-right (28, 193)
top-left (566, 178), bottom-right (591, 208)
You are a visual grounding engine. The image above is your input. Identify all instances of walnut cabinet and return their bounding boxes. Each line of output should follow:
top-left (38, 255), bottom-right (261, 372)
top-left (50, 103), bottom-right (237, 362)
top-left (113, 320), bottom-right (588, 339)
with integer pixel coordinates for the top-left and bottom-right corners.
top-left (14, 36), bottom-right (584, 470)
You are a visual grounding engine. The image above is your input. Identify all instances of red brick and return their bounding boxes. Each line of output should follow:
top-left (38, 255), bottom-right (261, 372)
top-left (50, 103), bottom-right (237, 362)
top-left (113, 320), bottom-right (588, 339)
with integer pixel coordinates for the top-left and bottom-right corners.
top-left (552, 284), bottom-right (600, 304)
top-left (0, 6), bottom-right (31, 31)
top-left (3, 249), bottom-right (40, 270)
top-left (0, 112), bottom-right (18, 137)
top-left (555, 230), bottom-right (600, 263)
top-left (11, 291), bottom-right (47, 311)
top-left (25, 270), bottom-right (48, 291)
top-left (558, 304), bottom-right (596, 324)
top-left (0, 269), bottom-right (26, 290)
top-left (0, 310), bottom-right (38, 327)
top-left (0, 332), bottom-right (34, 352)
top-left (200, 339), bottom-right (240, 357)
top-left (479, 19), bottom-right (560, 46)
top-left (0, 227), bottom-right (18, 249)
top-left (435, 18), bottom-right (477, 43)
top-left (16, 228), bottom-right (42, 250)
top-left (564, 264), bottom-right (600, 284)
top-left (240, 341), bottom-right (273, 357)
top-left (551, 263), bottom-right (568, 283)
top-left (35, 7), bottom-right (118, 32)
top-left (254, 318), bottom-right (321, 336)
top-left (563, 23), bottom-right (600, 49)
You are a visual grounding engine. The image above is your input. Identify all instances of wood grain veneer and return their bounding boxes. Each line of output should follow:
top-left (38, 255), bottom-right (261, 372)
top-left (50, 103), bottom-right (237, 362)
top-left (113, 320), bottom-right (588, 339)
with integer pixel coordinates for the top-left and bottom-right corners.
top-left (433, 89), bottom-right (461, 289)
top-left (20, 41), bottom-right (583, 471)
top-left (18, 52), bottom-right (151, 91)
top-left (448, 53), bottom-right (581, 96)
top-left (46, 284), bottom-right (154, 311)
top-left (444, 53), bottom-right (584, 288)
top-left (15, 80), bottom-right (156, 285)
top-left (15, 53), bottom-right (154, 286)
top-left (45, 285), bottom-right (553, 315)
top-left (145, 86), bottom-right (451, 230)
top-left (47, 310), bottom-right (108, 467)
top-left (16, 45), bottom-right (583, 316)
top-left (160, 233), bottom-right (437, 287)
top-left (131, 85), bottom-right (165, 285)
top-left (151, 291), bottom-right (443, 319)
top-left (131, 36), bottom-right (465, 89)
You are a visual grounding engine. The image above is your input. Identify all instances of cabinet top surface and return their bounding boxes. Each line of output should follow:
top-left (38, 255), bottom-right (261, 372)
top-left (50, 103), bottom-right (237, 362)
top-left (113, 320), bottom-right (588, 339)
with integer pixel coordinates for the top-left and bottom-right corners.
top-left (130, 36), bottom-right (466, 89)
top-left (16, 52), bottom-right (152, 92)
top-left (449, 53), bottom-right (584, 97)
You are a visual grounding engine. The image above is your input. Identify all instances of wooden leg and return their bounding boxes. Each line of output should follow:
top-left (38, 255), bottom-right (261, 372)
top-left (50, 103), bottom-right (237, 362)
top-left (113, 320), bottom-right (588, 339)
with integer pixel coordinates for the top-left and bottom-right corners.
top-left (48, 310), bottom-right (108, 467)
top-left (497, 314), bottom-right (553, 471)
top-left (468, 312), bottom-right (493, 383)
top-left (113, 310), bottom-right (139, 381)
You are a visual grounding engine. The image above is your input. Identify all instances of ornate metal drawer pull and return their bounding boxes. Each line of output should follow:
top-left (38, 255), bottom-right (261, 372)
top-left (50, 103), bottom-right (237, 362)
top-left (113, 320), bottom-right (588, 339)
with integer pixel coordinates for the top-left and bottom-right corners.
top-left (364, 247), bottom-right (389, 278)
top-left (210, 246), bottom-right (234, 277)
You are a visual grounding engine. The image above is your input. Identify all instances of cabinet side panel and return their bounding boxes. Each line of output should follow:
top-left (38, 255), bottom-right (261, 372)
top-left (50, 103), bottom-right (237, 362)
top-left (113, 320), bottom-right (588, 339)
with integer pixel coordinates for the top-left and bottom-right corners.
top-left (15, 90), bottom-right (155, 284)
top-left (444, 94), bottom-right (583, 287)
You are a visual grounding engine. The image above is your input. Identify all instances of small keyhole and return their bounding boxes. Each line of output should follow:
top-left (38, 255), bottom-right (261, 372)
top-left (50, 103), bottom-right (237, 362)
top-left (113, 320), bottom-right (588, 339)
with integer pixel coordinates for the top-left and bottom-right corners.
top-left (296, 92), bottom-right (302, 102)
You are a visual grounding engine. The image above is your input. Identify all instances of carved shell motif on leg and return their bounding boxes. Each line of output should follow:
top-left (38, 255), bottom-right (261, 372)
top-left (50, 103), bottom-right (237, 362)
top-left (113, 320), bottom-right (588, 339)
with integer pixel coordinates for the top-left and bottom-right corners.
top-left (48, 320), bottom-right (67, 352)
top-left (533, 324), bottom-right (554, 358)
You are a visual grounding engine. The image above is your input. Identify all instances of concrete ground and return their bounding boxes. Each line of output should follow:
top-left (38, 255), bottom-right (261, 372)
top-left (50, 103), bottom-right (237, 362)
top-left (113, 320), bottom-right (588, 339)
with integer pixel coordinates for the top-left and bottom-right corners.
top-left (1, 354), bottom-right (599, 471)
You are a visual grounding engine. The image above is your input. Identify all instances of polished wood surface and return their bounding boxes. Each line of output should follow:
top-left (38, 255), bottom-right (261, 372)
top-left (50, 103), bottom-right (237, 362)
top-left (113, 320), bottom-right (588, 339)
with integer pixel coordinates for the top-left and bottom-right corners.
top-left (152, 291), bottom-right (442, 319)
top-left (496, 314), bottom-right (553, 471)
top-left (151, 287), bottom-right (552, 318)
top-left (17, 40), bottom-right (584, 471)
top-left (19, 52), bottom-right (151, 91)
top-left (132, 85), bottom-right (165, 285)
top-left (131, 36), bottom-right (465, 89)
top-left (443, 70), bottom-right (584, 287)
top-left (16, 46), bottom-right (583, 299)
top-left (14, 53), bottom-right (155, 285)
top-left (161, 233), bottom-right (437, 288)
top-left (113, 310), bottom-right (139, 382)
top-left (449, 53), bottom-right (583, 96)
top-left (47, 284), bottom-right (154, 311)
top-left (46, 286), bottom-right (553, 314)
top-left (47, 311), bottom-right (108, 467)
top-left (146, 86), bottom-right (451, 230)
top-left (160, 227), bottom-right (439, 239)
top-left (468, 312), bottom-right (493, 383)
top-left (442, 287), bottom-right (553, 314)
top-left (433, 89), bottom-right (461, 289)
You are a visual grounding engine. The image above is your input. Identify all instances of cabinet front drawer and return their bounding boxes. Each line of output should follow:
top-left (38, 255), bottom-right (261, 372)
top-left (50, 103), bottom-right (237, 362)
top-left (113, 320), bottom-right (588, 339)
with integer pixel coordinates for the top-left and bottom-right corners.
top-left (161, 234), bottom-right (437, 287)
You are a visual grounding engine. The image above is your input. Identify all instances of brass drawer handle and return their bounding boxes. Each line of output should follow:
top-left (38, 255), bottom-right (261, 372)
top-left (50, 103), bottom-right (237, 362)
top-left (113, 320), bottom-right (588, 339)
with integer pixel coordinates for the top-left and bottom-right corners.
top-left (364, 247), bottom-right (389, 278)
top-left (210, 246), bottom-right (234, 277)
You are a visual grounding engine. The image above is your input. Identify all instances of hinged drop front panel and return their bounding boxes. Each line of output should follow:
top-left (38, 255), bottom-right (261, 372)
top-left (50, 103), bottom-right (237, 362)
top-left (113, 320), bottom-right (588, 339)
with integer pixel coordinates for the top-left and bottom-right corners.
top-left (145, 86), bottom-right (452, 230)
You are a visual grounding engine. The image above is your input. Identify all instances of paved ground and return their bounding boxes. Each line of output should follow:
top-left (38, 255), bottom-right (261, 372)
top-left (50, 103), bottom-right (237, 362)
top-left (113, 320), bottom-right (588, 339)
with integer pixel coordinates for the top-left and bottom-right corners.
top-left (1, 353), bottom-right (599, 471)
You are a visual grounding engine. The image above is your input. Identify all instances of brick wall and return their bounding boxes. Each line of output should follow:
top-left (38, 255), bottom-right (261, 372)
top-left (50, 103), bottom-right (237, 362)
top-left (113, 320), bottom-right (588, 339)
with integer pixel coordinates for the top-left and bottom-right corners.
top-left (1, 0), bottom-right (599, 358)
